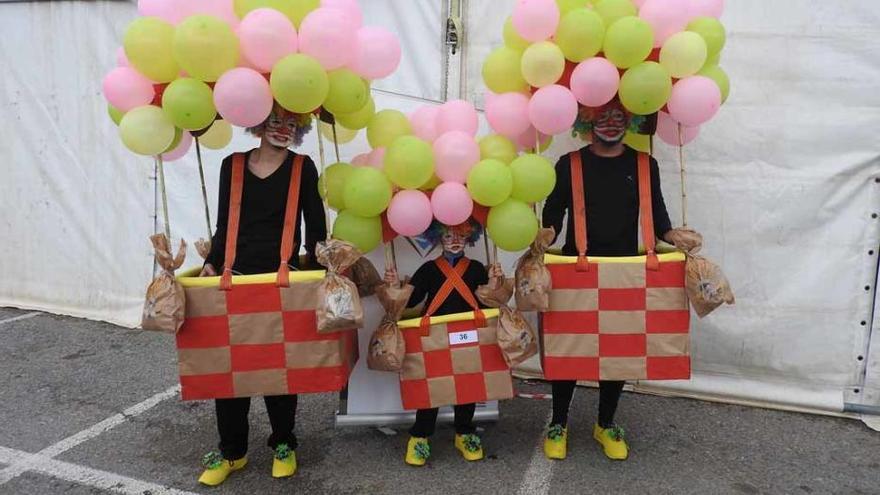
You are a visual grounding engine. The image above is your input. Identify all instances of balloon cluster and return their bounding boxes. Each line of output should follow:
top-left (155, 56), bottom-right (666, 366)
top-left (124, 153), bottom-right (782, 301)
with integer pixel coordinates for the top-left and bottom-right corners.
top-left (482, 0), bottom-right (730, 146)
top-left (324, 101), bottom-right (553, 253)
top-left (103, 0), bottom-right (401, 159)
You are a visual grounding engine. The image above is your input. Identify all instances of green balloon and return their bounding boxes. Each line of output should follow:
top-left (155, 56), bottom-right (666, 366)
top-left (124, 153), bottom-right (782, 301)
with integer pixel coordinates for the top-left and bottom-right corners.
top-left (119, 105), bottom-right (176, 156)
top-left (619, 62), bottom-right (672, 115)
top-left (173, 15), bottom-right (239, 82)
top-left (687, 16), bottom-right (726, 58)
top-left (164, 127), bottom-right (184, 153)
top-left (270, 54), bottom-right (329, 114)
top-left (555, 8), bottom-right (606, 63)
top-left (509, 154), bottom-right (556, 203)
top-left (603, 16), bottom-right (654, 69)
top-left (521, 41), bottom-right (566, 88)
top-left (479, 134), bottom-right (518, 164)
top-left (503, 16), bottom-right (530, 52)
top-left (594, 0), bottom-right (637, 26)
top-left (556, 0), bottom-right (591, 15)
top-left (483, 46), bottom-right (529, 94)
top-left (342, 167), bottom-right (392, 218)
top-left (698, 65), bottom-right (730, 103)
top-left (467, 159), bottom-right (513, 207)
top-left (333, 210), bottom-right (382, 253)
top-left (234, 0), bottom-right (319, 29)
top-left (487, 199), bottom-right (539, 252)
top-left (336, 95), bottom-right (375, 130)
top-left (123, 17), bottom-right (179, 83)
top-left (318, 162), bottom-right (354, 211)
top-left (108, 105), bottom-right (125, 126)
top-left (384, 136), bottom-right (435, 189)
top-left (324, 69), bottom-right (369, 115)
top-left (659, 31), bottom-right (707, 78)
top-left (366, 109), bottom-right (412, 149)
top-left (162, 78), bottom-right (217, 131)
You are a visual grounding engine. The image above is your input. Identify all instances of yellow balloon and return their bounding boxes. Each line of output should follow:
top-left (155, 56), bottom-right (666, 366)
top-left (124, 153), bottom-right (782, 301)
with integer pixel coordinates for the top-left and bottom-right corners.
top-left (319, 121), bottom-right (358, 144)
top-left (479, 135), bottom-right (518, 164)
top-left (270, 54), bottom-right (329, 114)
top-left (123, 17), bottom-right (179, 83)
top-left (557, 0), bottom-right (591, 15)
top-left (335, 95), bottom-right (375, 130)
top-left (659, 31), bottom-right (708, 78)
top-left (503, 16), bottom-right (530, 52)
top-left (556, 8), bottom-right (606, 62)
top-left (521, 41), bottom-right (565, 88)
top-left (594, 0), bottom-right (637, 26)
top-left (366, 109), bottom-right (412, 149)
top-left (623, 132), bottom-right (651, 152)
top-left (173, 15), bottom-right (239, 82)
top-left (119, 105), bottom-right (176, 156)
top-left (199, 120), bottom-right (233, 150)
top-left (482, 46), bottom-right (529, 94)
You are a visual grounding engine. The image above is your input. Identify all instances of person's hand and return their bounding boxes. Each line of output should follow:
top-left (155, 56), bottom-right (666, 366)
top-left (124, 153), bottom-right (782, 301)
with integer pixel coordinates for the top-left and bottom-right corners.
top-left (664, 228), bottom-right (703, 254)
top-left (489, 263), bottom-right (504, 280)
top-left (384, 268), bottom-right (398, 285)
top-left (199, 263), bottom-right (217, 277)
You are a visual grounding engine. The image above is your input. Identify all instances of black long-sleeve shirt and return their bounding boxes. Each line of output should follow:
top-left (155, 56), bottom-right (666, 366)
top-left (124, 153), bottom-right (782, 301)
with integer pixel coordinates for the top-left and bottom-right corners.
top-left (406, 256), bottom-right (489, 316)
top-left (205, 150), bottom-right (327, 275)
top-left (542, 145), bottom-right (672, 257)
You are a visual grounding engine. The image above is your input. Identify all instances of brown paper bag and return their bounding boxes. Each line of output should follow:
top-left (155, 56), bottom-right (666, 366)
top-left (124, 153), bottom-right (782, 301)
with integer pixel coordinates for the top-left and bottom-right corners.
top-left (367, 282), bottom-right (414, 372)
top-left (141, 234), bottom-right (187, 333)
top-left (686, 254), bottom-right (735, 318)
top-left (194, 238), bottom-right (212, 260)
top-left (478, 273), bottom-right (538, 367)
top-left (315, 239), bottom-right (364, 334)
top-left (514, 228), bottom-right (555, 311)
top-left (348, 256), bottom-right (383, 297)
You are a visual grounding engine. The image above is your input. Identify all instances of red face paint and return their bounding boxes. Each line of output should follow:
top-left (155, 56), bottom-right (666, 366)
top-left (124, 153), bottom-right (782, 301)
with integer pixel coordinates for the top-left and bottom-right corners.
top-left (592, 102), bottom-right (630, 144)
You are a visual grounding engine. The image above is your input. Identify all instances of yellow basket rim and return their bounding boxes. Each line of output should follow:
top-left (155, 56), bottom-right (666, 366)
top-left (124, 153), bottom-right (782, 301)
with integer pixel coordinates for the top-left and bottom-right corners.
top-left (177, 267), bottom-right (326, 288)
top-left (398, 309), bottom-right (500, 329)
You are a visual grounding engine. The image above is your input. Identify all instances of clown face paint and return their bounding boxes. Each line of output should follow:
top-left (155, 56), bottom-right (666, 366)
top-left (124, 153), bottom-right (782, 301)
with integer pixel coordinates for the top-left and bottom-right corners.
top-left (264, 109), bottom-right (300, 149)
top-left (592, 106), bottom-right (630, 145)
top-left (441, 227), bottom-right (468, 256)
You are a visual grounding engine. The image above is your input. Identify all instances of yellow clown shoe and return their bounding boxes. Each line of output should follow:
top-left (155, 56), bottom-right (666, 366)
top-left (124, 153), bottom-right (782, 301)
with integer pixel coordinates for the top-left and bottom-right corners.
top-left (271, 443), bottom-right (297, 479)
top-left (405, 436), bottom-right (431, 466)
top-left (544, 424), bottom-right (568, 460)
top-left (593, 424), bottom-right (629, 460)
top-left (454, 434), bottom-right (484, 461)
top-left (197, 452), bottom-right (247, 487)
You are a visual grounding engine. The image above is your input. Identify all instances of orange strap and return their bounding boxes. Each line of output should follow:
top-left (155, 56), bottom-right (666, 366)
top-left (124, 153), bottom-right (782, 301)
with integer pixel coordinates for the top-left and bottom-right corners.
top-left (419, 258), bottom-right (487, 334)
top-left (568, 150), bottom-right (659, 272)
top-left (220, 153), bottom-right (305, 291)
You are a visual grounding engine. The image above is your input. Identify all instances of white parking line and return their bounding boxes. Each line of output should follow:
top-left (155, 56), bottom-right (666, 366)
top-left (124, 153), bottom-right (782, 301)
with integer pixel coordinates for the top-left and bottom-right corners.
top-left (0, 385), bottom-right (180, 486)
top-left (0, 446), bottom-right (200, 495)
top-left (0, 312), bottom-right (41, 326)
top-left (516, 412), bottom-right (555, 495)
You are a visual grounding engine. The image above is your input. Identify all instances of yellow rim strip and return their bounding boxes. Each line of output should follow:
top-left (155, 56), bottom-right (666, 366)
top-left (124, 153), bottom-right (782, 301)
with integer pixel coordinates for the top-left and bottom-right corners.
top-left (177, 267), bottom-right (326, 288)
top-left (398, 309), bottom-right (500, 329)
top-left (544, 252), bottom-right (685, 265)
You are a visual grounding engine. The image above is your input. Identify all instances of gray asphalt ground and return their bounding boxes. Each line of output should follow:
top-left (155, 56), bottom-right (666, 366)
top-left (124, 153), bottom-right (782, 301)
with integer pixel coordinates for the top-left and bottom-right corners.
top-left (1, 307), bottom-right (879, 495)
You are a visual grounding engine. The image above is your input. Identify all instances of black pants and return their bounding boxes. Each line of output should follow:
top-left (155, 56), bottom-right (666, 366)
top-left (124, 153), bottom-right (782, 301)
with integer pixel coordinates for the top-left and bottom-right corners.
top-left (551, 381), bottom-right (624, 428)
top-left (215, 395), bottom-right (298, 460)
top-left (409, 404), bottom-right (477, 437)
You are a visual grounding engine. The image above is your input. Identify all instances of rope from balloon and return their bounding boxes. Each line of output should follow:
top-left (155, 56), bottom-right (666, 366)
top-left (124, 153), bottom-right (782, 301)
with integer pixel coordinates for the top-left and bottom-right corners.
top-left (331, 122), bottom-right (342, 163)
top-left (314, 115), bottom-right (332, 240)
top-left (194, 137), bottom-right (213, 239)
top-left (155, 155), bottom-right (172, 242)
top-left (677, 124), bottom-right (688, 228)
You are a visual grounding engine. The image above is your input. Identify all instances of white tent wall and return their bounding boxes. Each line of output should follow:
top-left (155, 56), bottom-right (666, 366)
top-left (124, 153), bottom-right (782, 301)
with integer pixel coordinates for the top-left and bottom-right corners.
top-left (1, 0), bottom-right (879, 419)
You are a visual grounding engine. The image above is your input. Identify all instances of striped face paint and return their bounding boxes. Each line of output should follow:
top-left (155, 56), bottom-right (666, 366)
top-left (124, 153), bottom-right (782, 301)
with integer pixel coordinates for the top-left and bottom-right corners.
top-left (592, 104), bottom-right (630, 145)
top-left (265, 108), bottom-right (298, 148)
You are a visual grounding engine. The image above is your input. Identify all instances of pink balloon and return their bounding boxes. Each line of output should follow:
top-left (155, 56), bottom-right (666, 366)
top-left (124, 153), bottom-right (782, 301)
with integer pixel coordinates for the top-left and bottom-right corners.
top-left (436, 100), bottom-right (479, 136)
top-left (632, 0), bottom-right (647, 6)
top-left (431, 182), bottom-right (474, 226)
top-left (349, 27), bottom-right (402, 80)
top-left (433, 131), bottom-right (481, 183)
top-left (485, 92), bottom-right (531, 139)
top-left (239, 9), bottom-right (298, 73)
top-left (656, 111), bottom-right (699, 146)
top-left (528, 85), bottom-right (578, 136)
top-left (515, 125), bottom-right (550, 151)
top-left (667, 76), bottom-right (722, 126)
top-left (299, 8), bottom-right (357, 70)
top-left (410, 106), bottom-right (441, 142)
top-left (116, 47), bottom-right (130, 67)
top-left (214, 68), bottom-right (274, 127)
top-left (102, 67), bottom-right (155, 112)
top-left (137, 0), bottom-right (177, 22)
top-left (688, 0), bottom-right (725, 19)
top-left (387, 190), bottom-right (433, 236)
top-left (367, 147), bottom-right (386, 169)
top-left (162, 131), bottom-right (193, 161)
top-left (570, 58), bottom-right (621, 108)
top-left (511, 0), bottom-right (560, 42)
top-left (182, 0), bottom-right (241, 27)
top-left (321, 0), bottom-right (363, 27)
top-left (639, 0), bottom-right (691, 47)
top-left (351, 153), bottom-right (370, 166)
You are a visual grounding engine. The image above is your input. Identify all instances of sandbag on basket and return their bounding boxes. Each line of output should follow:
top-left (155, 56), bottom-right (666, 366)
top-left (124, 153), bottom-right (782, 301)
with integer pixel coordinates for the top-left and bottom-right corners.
top-left (141, 234), bottom-right (186, 334)
top-left (194, 238), bottom-right (211, 260)
top-left (514, 228), bottom-right (555, 311)
top-left (367, 282), bottom-right (414, 372)
top-left (349, 256), bottom-right (383, 297)
top-left (477, 271), bottom-right (538, 367)
top-left (686, 254), bottom-right (735, 318)
top-left (316, 239), bottom-right (364, 334)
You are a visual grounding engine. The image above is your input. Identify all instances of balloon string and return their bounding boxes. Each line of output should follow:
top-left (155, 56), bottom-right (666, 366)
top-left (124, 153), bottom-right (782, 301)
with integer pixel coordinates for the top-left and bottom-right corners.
top-left (677, 124), bottom-right (688, 228)
top-left (156, 155), bottom-right (172, 242)
top-left (483, 232), bottom-right (492, 265)
top-left (315, 116), bottom-right (332, 241)
top-left (194, 137), bottom-right (212, 239)
top-left (331, 122), bottom-right (341, 163)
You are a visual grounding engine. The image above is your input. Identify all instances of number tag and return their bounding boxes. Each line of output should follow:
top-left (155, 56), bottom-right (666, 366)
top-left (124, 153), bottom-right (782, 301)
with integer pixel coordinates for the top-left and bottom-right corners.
top-left (448, 330), bottom-right (478, 346)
